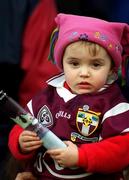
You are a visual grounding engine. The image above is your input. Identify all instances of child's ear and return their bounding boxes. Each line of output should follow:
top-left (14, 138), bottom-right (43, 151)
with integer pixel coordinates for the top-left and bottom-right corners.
top-left (107, 67), bottom-right (118, 84)
top-left (109, 65), bottom-right (116, 75)
top-left (109, 69), bottom-right (114, 76)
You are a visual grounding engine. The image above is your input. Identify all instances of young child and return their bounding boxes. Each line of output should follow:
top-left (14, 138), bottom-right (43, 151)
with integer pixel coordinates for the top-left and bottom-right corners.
top-left (8, 13), bottom-right (129, 180)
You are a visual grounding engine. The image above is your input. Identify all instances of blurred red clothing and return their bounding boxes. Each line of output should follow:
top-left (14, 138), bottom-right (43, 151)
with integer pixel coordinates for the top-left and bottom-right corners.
top-left (19, 0), bottom-right (60, 106)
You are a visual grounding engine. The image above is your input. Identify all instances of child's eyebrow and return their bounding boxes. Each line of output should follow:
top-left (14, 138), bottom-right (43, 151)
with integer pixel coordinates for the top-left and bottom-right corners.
top-left (67, 57), bottom-right (80, 60)
top-left (90, 57), bottom-right (105, 62)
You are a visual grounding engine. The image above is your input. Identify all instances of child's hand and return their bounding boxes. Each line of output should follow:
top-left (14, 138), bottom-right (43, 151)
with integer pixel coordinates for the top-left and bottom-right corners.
top-left (15, 172), bottom-right (37, 180)
top-left (19, 130), bottom-right (42, 153)
top-left (47, 141), bottom-right (78, 168)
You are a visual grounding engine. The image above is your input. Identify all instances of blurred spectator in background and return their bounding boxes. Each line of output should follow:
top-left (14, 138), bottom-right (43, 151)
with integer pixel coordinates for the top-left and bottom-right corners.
top-left (0, 0), bottom-right (39, 177)
top-left (0, 0), bottom-right (58, 178)
top-left (19, 0), bottom-right (60, 107)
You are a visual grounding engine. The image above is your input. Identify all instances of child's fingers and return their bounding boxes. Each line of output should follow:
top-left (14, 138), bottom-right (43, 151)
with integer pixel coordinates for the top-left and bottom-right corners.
top-left (21, 130), bottom-right (38, 137)
top-left (19, 132), bottom-right (41, 145)
top-left (20, 135), bottom-right (40, 143)
top-left (23, 140), bottom-right (42, 148)
top-left (24, 144), bottom-right (42, 151)
top-left (21, 141), bottom-right (42, 152)
top-left (47, 148), bottom-right (62, 155)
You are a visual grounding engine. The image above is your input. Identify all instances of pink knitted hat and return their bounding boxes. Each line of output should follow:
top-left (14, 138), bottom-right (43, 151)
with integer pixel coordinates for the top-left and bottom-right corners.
top-left (49, 13), bottom-right (129, 73)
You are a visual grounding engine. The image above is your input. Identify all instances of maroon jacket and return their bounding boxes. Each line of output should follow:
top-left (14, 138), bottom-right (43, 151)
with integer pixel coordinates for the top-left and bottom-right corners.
top-left (9, 74), bottom-right (129, 179)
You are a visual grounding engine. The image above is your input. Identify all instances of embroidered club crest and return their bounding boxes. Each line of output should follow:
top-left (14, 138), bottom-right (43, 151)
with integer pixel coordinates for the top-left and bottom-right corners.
top-left (37, 105), bottom-right (53, 127)
top-left (76, 107), bottom-right (101, 136)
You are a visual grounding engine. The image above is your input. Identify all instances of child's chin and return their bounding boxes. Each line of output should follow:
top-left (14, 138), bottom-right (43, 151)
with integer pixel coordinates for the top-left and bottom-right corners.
top-left (77, 89), bottom-right (92, 94)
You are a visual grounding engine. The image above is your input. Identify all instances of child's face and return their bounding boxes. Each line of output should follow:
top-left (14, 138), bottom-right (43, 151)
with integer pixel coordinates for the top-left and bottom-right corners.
top-left (63, 41), bottom-right (113, 94)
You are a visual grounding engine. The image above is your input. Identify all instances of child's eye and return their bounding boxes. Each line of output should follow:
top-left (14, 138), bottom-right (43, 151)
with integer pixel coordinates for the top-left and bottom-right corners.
top-left (72, 62), bottom-right (79, 66)
top-left (68, 60), bottom-right (79, 66)
top-left (93, 62), bottom-right (101, 67)
top-left (91, 60), bottom-right (103, 69)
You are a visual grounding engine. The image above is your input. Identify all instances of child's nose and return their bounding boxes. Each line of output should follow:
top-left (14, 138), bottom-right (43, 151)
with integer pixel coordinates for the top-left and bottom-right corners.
top-left (80, 67), bottom-right (90, 77)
